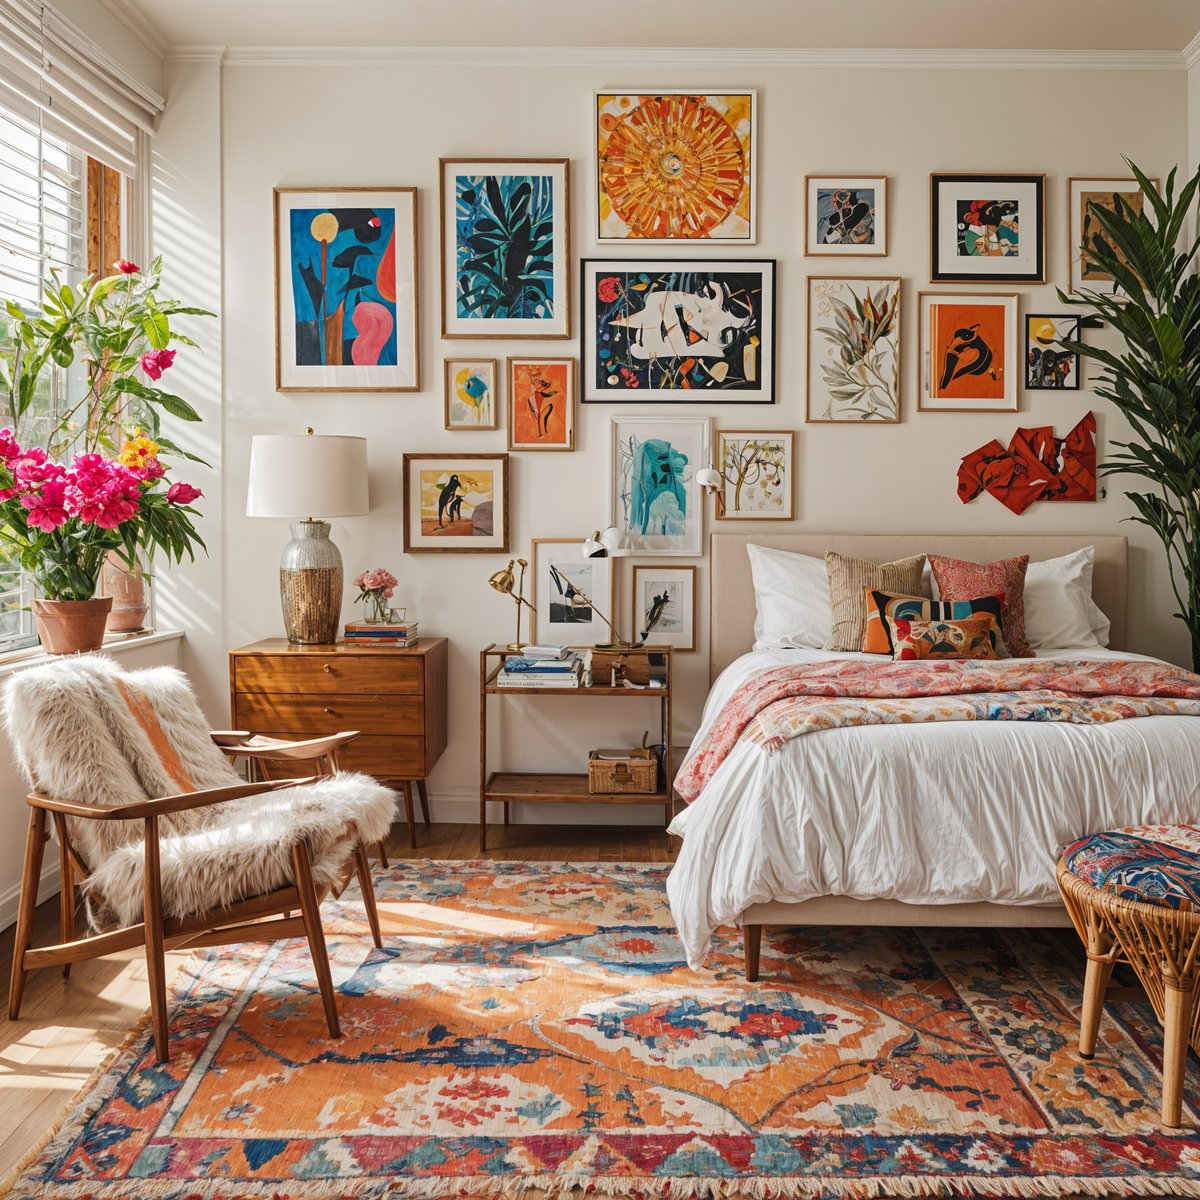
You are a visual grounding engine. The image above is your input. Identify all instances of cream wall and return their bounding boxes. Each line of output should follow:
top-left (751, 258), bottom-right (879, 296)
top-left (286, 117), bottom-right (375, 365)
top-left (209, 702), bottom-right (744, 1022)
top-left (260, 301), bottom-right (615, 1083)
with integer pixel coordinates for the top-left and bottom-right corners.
top-left (156, 56), bottom-right (1191, 824)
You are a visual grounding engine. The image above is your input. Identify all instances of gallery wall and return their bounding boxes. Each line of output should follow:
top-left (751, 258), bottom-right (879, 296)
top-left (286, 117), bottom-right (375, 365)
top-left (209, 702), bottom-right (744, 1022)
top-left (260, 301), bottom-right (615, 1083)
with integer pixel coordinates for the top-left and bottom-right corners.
top-left (151, 53), bottom-right (1192, 823)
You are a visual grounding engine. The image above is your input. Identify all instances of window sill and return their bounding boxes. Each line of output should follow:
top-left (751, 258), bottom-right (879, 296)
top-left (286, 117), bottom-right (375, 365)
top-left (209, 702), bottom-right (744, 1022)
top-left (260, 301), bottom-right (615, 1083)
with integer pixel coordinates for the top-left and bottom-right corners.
top-left (0, 628), bottom-right (185, 679)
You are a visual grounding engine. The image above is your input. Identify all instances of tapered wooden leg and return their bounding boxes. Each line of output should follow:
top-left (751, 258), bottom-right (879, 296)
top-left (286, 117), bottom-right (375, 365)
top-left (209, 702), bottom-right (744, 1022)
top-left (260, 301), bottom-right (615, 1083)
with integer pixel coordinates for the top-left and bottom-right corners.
top-left (291, 839), bottom-right (340, 1039)
top-left (376, 840), bottom-right (389, 869)
top-left (52, 814), bottom-right (73, 979)
top-left (143, 816), bottom-right (170, 1062)
top-left (354, 844), bottom-right (383, 949)
top-left (503, 801), bottom-right (510, 826)
top-left (480, 796), bottom-right (488, 853)
top-left (401, 782), bottom-right (417, 849)
top-left (8, 808), bottom-right (47, 1020)
top-left (417, 778), bottom-right (430, 826)
top-left (1160, 977), bottom-right (1193, 1127)
top-left (744, 924), bottom-right (762, 983)
top-left (1078, 952), bottom-right (1116, 1058)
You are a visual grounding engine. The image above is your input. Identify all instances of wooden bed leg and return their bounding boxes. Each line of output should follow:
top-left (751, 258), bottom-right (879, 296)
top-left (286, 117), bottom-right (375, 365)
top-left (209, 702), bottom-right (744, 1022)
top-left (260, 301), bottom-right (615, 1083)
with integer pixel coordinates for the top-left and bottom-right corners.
top-left (744, 924), bottom-right (762, 982)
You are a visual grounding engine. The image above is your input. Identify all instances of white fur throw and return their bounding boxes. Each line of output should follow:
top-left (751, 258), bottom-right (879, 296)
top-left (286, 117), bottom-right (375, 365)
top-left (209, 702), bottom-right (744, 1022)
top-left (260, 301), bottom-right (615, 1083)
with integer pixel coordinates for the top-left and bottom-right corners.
top-left (4, 654), bottom-right (396, 928)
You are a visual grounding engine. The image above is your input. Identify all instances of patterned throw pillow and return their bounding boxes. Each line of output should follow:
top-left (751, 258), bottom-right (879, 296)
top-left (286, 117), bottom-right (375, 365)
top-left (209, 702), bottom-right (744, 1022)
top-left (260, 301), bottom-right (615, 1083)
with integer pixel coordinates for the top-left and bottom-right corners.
top-left (824, 552), bottom-right (927, 652)
top-left (929, 553), bottom-right (1033, 658)
top-left (887, 612), bottom-right (1005, 661)
top-left (863, 588), bottom-right (1009, 655)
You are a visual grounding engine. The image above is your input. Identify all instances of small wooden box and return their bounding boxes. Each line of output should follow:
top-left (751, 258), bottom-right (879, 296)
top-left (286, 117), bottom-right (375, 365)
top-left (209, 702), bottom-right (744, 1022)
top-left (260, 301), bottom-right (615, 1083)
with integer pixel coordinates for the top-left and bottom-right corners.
top-left (588, 648), bottom-right (668, 687)
top-left (588, 748), bottom-right (657, 794)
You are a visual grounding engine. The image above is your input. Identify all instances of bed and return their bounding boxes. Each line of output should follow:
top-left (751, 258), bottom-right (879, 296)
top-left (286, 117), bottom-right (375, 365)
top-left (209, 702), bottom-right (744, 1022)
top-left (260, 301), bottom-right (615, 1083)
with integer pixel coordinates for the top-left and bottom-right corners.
top-left (667, 533), bottom-right (1200, 975)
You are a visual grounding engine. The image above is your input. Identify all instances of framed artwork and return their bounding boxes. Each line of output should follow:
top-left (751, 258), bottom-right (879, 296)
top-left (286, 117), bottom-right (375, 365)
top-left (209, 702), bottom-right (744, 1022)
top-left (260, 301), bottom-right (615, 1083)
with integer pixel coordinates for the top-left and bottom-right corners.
top-left (438, 157), bottom-right (570, 339)
top-left (807, 276), bottom-right (901, 423)
top-left (581, 258), bottom-right (775, 402)
top-left (610, 416), bottom-right (710, 556)
top-left (919, 292), bottom-right (1019, 413)
top-left (1068, 175), bottom-right (1158, 296)
top-left (1025, 315), bottom-right (1082, 391)
top-left (530, 538), bottom-right (614, 647)
top-left (273, 186), bottom-right (419, 392)
top-left (929, 173), bottom-right (1045, 284)
top-left (444, 358), bottom-right (498, 429)
top-left (715, 430), bottom-right (794, 520)
top-left (805, 175), bottom-right (887, 255)
top-left (402, 453), bottom-right (509, 553)
top-left (507, 356), bottom-right (576, 451)
top-left (594, 90), bottom-right (757, 243)
top-left (631, 565), bottom-right (697, 652)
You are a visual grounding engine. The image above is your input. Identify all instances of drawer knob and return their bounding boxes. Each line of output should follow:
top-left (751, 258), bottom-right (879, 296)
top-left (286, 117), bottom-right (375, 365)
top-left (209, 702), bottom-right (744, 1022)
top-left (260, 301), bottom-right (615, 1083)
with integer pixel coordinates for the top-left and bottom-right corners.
top-left (323, 664), bottom-right (334, 674)
top-left (324, 707), bottom-right (335, 715)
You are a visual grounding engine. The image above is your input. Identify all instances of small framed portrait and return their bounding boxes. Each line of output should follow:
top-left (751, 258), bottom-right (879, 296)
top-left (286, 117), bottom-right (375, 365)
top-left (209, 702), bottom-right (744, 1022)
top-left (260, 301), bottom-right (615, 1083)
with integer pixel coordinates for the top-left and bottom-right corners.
top-left (929, 173), bottom-right (1045, 284)
top-left (1024, 314), bottom-right (1082, 391)
top-left (805, 176), bottom-right (887, 255)
top-left (1067, 175), bottom-right (1159, 296)
top-left (438, 157), bottom-right (571, 339)
top-left (402, 453), bottom-right (509, 552)
top-left (714, 430), bottom-right (795, 520)
top-left (444, 358), bottom-right (498, 429)
top-left (531, 538), bottom-right (614, 647)
top-left (919, 291), bottom-right (1019, 413)
top-left (507, 356), bottom-right (576, 451)
top-left (631, 565), bottom-right (697, 652)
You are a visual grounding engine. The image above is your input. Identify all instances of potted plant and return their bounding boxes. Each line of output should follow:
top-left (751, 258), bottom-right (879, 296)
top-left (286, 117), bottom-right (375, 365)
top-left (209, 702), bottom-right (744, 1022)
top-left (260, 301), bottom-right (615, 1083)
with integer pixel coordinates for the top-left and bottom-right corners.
top-left (1061, 161), bottom-right (1200, 672)
top-left (0, 257), bottom-right (212, 653)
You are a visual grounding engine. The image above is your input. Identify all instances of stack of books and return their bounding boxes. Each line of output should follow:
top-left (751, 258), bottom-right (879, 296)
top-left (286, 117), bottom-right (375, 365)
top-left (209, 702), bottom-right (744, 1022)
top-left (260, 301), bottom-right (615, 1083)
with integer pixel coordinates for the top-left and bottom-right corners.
top-left (343, 619), bottom-right (419, 647)
top-left (495, 645), bottom-right (582, 688)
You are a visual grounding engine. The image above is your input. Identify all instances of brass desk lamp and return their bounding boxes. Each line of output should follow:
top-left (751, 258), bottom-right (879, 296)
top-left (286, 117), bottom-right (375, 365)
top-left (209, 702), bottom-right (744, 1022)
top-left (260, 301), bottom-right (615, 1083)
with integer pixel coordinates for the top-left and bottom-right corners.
top-left (488, 558), bottom-right (536, 651)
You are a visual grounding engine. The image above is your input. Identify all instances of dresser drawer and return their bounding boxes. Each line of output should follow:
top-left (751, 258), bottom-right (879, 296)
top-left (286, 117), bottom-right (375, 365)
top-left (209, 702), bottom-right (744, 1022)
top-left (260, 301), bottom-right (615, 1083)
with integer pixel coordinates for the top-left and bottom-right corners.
top-left (234, 655), bottom-right (422, 696)
top-left (254, 734), bottom-right (427, 780)
top-left (235, 693), bottom-right (422, 735)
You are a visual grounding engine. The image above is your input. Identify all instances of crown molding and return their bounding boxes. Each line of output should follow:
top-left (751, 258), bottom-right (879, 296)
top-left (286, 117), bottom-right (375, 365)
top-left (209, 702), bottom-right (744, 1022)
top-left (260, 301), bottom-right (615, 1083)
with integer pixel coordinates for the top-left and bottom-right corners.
top-left (98, 0), bottom-right (171, 59)
top-left (165, 45), bottom-right (228, 64)
top-left (213, 45), bottom-right (1186, 71)
top-left (1183, 30), bottom-right (1200, 69)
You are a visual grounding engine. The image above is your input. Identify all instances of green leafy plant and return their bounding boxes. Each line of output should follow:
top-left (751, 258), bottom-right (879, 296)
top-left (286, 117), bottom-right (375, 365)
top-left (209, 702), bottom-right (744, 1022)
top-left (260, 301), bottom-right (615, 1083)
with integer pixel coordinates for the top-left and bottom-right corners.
top-left (1060, 161), bottom-right (1200, 671)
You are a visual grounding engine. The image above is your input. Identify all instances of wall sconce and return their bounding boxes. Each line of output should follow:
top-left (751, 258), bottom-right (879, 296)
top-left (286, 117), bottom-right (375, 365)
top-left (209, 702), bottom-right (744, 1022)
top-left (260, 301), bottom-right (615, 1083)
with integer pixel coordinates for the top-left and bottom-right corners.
top-left (582, 527), bottom-right (630, 558)
top-left (696, 465), bottom-right (723, 492)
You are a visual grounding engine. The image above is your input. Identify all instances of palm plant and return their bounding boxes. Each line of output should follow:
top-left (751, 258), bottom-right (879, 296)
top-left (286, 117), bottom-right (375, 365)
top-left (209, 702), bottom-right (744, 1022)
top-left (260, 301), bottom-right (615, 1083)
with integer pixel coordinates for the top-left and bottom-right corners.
top-left (1060, 161), bottom-right (1200, 672)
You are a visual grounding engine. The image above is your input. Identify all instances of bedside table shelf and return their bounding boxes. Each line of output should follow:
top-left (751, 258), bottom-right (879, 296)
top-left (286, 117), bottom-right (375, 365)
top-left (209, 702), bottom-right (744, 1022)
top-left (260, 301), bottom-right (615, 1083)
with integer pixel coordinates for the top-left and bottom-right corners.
top-left (484, 771), bottom-right (672, 804)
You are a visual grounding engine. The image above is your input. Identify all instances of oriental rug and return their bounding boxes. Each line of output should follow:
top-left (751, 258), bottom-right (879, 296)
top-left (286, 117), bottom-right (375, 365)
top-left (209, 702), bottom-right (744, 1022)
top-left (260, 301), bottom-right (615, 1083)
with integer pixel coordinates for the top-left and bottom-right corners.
top-left (7, 861), bottom-right (1200, 1200)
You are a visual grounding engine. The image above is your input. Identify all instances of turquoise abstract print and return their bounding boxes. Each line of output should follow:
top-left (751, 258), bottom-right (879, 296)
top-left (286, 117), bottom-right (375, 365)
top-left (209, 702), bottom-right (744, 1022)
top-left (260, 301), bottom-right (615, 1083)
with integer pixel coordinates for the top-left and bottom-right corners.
top-left (455, 174), bottom-right (555, 321)
top-left (289, 206), bottom-right (397, 366)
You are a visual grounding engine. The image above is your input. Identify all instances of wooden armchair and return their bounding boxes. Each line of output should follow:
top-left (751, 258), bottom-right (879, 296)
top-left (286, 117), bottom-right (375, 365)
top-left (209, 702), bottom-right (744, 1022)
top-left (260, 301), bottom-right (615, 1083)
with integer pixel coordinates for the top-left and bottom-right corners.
top-left (4, 656), bottom-right (397, 1063)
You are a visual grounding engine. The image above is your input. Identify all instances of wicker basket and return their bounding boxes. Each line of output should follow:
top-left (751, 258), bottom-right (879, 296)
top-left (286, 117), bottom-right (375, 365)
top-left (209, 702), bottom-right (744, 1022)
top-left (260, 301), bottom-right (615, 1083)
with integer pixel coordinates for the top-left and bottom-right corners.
top-left (588, 749), bottom-right (657, 794)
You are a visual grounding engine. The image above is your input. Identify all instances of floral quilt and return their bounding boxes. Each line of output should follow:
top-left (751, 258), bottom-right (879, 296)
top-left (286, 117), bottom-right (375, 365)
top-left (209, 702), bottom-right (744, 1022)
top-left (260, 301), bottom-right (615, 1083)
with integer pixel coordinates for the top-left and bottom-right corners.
top-left (676, 658), bottom-right (1200, 804)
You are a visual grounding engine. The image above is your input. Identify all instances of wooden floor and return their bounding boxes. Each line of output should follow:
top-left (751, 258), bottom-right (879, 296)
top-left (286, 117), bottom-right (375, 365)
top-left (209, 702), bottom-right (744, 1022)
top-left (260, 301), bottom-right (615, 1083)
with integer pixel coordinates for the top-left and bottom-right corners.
top-left (0, 821), bottom-right (675, 1181)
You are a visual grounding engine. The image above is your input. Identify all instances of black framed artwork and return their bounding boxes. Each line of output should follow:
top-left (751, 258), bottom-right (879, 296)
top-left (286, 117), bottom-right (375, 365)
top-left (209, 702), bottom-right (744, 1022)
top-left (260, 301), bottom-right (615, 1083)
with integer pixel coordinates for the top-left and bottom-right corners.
top-left (1025, 313), bottom-right (1082, 390)
top-left (930, 173), bottom-right (1046, 284)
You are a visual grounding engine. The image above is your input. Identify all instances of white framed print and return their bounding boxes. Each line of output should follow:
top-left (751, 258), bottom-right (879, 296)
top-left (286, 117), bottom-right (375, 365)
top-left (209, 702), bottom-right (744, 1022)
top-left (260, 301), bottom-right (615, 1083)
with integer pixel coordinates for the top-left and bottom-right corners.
top-left (805, 176), bottom-right (887, 255)
top-left (531, 538), bottom-right (615, 647)
top-left (631, 565), bottom-right (697, 651)
top-left (715, 430), bottom-right (794, 519)
top-left (610, 415), bottom-right (710, 556)
top-left (919, 291), bottom-right (1019, 413)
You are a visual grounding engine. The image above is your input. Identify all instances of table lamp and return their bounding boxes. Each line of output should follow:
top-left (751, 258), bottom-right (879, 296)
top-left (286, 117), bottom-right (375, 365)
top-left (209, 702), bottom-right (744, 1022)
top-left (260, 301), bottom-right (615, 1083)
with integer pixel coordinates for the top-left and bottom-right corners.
top-left (247, 430), bottom-right (369, 644)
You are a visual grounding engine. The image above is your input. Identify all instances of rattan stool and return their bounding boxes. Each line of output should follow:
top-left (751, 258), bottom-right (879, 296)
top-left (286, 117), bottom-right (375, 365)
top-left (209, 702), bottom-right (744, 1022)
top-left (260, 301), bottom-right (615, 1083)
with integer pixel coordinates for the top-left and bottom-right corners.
top-left (1058, 825), bottom-right (1200, 1128)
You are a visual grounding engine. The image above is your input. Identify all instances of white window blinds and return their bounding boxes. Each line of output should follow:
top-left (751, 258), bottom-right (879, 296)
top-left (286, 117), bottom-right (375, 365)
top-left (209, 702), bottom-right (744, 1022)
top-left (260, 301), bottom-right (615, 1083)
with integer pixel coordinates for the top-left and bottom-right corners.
top-left (0, 0), bottom-right (164, 176)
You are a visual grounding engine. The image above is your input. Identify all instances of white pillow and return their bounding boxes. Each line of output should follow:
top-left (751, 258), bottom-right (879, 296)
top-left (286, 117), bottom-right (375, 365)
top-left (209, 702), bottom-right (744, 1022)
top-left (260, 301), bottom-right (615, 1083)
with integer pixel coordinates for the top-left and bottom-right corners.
top-left (748, 544), bottom-right (831, 649)
top-left (1024, 546), bottom-right (1110, 650)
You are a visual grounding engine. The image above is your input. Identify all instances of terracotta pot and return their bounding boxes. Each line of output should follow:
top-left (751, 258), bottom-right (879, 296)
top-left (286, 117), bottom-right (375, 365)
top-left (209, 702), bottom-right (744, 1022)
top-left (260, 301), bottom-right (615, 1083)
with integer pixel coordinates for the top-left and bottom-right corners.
top-left (31, 597), bottom-right (114, 655)
top-left (101, 553), bottom-right (149, 632)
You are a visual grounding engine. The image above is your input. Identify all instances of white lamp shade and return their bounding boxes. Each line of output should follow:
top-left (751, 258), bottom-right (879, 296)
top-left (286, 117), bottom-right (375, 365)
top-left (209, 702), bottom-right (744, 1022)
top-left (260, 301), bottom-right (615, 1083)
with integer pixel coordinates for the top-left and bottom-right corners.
top-left (246, 434), bottom-right (370, 518)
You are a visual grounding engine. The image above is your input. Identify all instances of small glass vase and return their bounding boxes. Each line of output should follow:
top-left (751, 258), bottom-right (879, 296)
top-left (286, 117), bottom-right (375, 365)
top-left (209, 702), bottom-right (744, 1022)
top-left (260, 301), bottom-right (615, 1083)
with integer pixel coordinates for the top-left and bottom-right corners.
top-left (364, 593), bottom-right (391, 624)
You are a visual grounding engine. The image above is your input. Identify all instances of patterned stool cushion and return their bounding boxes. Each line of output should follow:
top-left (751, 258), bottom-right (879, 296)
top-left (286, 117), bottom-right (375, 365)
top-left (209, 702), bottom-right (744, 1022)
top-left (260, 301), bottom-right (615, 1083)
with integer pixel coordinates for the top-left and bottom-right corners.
top-left (1062, 825), bottom-right (1200, 911)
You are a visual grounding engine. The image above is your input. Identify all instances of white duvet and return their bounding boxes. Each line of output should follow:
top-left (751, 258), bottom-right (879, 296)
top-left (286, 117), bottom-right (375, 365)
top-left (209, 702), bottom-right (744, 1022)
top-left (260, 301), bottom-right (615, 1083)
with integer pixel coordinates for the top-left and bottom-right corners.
top-left (667, 647), bottom-right (1200, 967)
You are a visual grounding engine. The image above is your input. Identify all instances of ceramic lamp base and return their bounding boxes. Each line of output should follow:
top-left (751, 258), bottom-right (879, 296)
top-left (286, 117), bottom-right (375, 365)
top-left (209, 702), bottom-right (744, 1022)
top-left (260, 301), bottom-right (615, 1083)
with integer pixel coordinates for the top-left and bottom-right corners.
top-left (280, 520), bottom-right (343, 644)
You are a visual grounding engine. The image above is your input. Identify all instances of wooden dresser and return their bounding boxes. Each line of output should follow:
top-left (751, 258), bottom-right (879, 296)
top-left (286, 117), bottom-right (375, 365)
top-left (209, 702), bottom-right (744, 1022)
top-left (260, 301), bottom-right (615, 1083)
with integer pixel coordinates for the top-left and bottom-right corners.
top-left (228, 638), bottom-right (448, 846)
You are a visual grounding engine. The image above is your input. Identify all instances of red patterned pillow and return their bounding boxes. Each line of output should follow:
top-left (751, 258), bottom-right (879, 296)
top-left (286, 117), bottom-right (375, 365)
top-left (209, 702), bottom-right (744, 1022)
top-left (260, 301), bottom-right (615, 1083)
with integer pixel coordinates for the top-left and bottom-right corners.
top-left (929, 553), bottom-right (1033, 657)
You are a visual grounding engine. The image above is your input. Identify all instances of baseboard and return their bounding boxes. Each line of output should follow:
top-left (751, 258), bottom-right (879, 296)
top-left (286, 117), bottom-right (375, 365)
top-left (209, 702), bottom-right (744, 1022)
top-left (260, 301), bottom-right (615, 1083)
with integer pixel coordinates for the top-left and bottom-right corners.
top-left (0, 859), bottom-right (60, 933)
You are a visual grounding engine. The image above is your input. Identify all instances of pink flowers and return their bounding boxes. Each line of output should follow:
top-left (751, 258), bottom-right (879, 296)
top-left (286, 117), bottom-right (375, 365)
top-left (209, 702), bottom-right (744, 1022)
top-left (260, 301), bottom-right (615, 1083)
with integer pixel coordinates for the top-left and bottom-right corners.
top-left (139, 348), bottom-right (176, 381)
top-left (113, 259), bottom-right (139, 274)
top-left (166, 481), bottom-right (202, 505)
top-left (353, 568), bottom-right (398, 596)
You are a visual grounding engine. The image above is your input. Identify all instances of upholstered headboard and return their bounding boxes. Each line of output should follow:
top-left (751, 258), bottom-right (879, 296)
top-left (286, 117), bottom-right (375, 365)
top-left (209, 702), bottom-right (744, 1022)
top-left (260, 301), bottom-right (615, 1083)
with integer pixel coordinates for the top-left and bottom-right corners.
top-left (709, 533), bottom-right (1128, 682)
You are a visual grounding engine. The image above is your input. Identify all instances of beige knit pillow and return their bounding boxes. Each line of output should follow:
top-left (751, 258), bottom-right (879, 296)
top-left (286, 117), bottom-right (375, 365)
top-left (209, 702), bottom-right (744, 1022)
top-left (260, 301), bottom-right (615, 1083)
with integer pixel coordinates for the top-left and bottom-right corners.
top-left (824, 552), bottom-right (927, 652)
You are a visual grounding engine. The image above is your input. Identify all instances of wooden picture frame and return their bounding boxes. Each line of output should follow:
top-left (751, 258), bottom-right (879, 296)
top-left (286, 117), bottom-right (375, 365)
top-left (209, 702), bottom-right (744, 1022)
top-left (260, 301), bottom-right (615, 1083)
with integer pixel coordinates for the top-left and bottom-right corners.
top-left (1067, 175), bottom-right (1159, 296)
top-left (594, 90), bottom-right (757, 244)
top-left (530, 538), bottom-right (615, 647)
top-left (714, 430), bottom-right (795, 520)
top-left (439, 157), bottom-right (570, 339)
top-left (919, 291), bottom-right (1019, 413)
top-left (274, 186), bottom-right (419, 392)
top-left (805, 175), bottom-right (887, 255)
top-left (1025, 314), bottom-right (1082, 391)
top-left (929, 173), bottom-right (1045, 284)
top-left (506, 356), bottom-right (576, 451)
top-left (443, 358), bottom-right (498, 430)
top-left (631, 565), bottom-right (697, 651)
top-left (402, 453), bottom-right (509, 553)
top-left (581, 258), bottom-right (776, 402)
top-left (806, 276), bottom-right (900, 423)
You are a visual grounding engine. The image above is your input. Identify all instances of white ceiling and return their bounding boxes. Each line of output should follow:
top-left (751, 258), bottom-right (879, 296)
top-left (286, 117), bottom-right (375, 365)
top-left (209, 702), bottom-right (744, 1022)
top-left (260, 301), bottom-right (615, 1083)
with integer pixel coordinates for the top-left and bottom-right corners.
top-left (117, 0), bottom-right (1200, 54)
